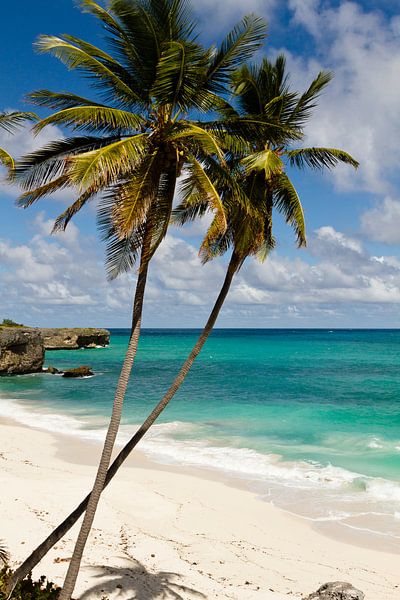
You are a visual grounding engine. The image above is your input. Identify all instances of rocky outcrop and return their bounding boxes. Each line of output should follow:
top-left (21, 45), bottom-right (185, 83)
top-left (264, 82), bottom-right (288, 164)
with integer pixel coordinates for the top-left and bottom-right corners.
top-left (303, 582), bottom-right (365, 600)
top-left (39, 328), bottom-right (110, 350)
top-left (0, 328), bottom-right (44, 375)
top-left (62, 365), bottom-right (94, 378)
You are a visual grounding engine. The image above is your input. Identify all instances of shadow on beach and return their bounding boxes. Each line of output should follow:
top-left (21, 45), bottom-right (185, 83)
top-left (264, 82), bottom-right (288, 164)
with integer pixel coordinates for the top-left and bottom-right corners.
top-left (79, 560), bottom-right (206, 600)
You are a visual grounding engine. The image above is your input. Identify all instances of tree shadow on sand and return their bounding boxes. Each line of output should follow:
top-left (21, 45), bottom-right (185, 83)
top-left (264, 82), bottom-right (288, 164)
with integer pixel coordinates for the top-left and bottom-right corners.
top-left (79, 559), bottom-right (206, 600)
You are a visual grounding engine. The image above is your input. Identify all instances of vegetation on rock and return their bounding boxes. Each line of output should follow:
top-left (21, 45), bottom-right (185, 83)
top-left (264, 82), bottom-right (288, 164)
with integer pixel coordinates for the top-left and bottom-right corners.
top-left (0, 319), bottom-right (25, 328)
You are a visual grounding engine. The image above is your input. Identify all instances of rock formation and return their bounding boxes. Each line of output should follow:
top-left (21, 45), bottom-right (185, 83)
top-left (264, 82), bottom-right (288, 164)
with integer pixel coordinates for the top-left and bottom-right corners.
top-left (38, 328), bottom-right (110, 350)
top-left (62, 366), bottom-right (94, 378)
top-left (0, 328), bottom-right (44, 375)
top-left (303, 582), bottom-right (365, 600)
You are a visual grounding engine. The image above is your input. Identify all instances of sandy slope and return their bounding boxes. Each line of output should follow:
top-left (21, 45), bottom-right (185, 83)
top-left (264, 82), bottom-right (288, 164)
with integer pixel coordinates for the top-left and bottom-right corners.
top-left (0, 419), bottom-right (398, 599)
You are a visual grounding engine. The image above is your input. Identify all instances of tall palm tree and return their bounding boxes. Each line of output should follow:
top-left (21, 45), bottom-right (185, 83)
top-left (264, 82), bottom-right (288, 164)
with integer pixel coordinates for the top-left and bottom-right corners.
top-left (10, 1), bottom-right (268, 598)
top-left (0, 112), bottom-right (36, 169)
top-left (6, 55), bottom-right (358, 597)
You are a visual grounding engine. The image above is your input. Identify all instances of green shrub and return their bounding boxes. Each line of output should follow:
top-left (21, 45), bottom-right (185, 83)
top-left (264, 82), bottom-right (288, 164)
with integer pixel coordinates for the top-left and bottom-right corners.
top-left (0, 567), bottom-right (61, 599)
top-left (0, 319), bottom-right (24, 328)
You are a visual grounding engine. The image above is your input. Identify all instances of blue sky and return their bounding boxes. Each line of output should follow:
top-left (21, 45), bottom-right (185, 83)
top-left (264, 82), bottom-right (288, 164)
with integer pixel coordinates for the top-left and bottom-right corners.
top-left (1, 0), bottom-right (400, 328)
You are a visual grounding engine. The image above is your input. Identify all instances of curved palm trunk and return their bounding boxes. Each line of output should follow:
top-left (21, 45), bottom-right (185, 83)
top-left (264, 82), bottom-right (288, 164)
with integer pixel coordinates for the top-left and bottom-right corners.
top-left (6, 250), bottom-right (240, 596)
top-left (56, 222), bottom-right (153, 600)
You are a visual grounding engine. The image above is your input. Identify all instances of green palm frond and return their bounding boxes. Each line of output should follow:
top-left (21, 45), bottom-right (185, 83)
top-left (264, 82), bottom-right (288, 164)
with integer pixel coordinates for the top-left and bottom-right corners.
top-left (35, 35), bottom-right (142, 107)
top-left (27, 90), bottom-right (104, 110)
top-left (287, 147), bottom-right (359, 170)
top-left (17, 175), bottom-right (71, 208)
top-left (67, 134), bottom-right (149, 191)
top-left (145, 159), bottom-right (180, 263)
top-left (288, 71), bottom-right (332, 128)
top-left (150, 40), bottom-right (212, 112)
top-left (242, 148), bottom-right (284, 178)
top-left (273, 172), bottom-right (306, 247)
top-left (169, 122), bottom-right (225, 162)
top-left (183, 156), bottom-right (227, 235)
top-left (53, 185), bottom-right (98, 231)
top-left (15, 136), bottom-right (119, 189)
top-left (33, 106), bottom-right (146, 135)
top-left (103, 152), bottom-right (159, 239)
top-left (207, 14), bottom-right (267, 89)
top-left (0, 148), bottom-right (14, 169)
top-left (171, 198), bottom-right (210, 226)
top-left (0, 111), bottom-right (37, 133)
top-left (79, 0), bottom-right (153, 91)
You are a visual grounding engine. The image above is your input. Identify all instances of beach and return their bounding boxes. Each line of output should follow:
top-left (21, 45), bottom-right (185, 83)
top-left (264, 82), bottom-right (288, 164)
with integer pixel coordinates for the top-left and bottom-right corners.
top-left (1, 418), bottom-right (398, 600)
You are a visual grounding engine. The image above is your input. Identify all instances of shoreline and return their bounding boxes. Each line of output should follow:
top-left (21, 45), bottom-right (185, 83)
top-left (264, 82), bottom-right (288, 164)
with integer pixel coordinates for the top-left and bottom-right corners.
top-left (1, 417), bottom-right (399, 599)
top-left (1, 395), bottom-right (399, 557)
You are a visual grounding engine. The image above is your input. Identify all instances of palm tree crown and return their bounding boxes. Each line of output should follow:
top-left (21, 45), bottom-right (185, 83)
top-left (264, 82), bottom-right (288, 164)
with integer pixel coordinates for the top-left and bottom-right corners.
top-left (15, 0), bottom-right (269, 278)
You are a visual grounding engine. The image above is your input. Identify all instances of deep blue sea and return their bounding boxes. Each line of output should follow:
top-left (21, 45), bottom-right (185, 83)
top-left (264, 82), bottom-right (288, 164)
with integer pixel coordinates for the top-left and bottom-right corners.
top-left (1, 329), bottom-right (400, 545)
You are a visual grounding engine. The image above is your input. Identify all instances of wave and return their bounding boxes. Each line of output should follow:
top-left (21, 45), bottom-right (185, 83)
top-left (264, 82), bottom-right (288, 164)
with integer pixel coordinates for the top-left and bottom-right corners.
top-left (1, 397), bottom-right (400, 513)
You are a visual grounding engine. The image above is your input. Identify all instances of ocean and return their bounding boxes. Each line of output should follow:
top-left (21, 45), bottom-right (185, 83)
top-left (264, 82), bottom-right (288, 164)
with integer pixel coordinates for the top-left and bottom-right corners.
top-left (1, 328), bottom-right (399, 549)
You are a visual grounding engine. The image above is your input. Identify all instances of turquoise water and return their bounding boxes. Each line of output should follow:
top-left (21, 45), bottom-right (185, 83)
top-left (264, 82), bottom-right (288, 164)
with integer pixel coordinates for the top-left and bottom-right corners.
top-left (1, 329), bottom-right (400, 542)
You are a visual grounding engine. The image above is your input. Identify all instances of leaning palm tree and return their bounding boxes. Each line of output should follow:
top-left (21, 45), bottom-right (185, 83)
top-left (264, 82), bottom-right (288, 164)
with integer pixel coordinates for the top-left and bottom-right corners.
top-left (6, 55), bottom-right (358, 598)
top-left (0, 112), bottom-right (36, 169)
top-left (10, 1), bottom-right (269, 597)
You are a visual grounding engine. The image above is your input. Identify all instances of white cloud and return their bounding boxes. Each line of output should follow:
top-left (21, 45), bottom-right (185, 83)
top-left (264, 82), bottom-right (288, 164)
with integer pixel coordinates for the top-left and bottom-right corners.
top-left (193, 0), bottom-right (276, 34)
top-left (361, 197), bottom-right (400, 244)
top-left (1, 216), bottom-right (400, 327)
top-left (285, 0), bottom-right (400, 193)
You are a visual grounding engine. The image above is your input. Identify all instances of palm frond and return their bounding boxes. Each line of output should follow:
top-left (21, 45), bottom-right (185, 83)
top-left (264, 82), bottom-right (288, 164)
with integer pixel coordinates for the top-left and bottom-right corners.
top-left (183, 156), bottom-right (227, 235)
top-left (17, 175), bottom-right (71, 208)
top-left (15, 136), bottom-right (119, 189)
top-left (288, 71), bottom-right (332, 128)
top-left (151, 40), bottom-right (212, 112)
top-left (0, 111), bottom-right (37, 133)
top-left (207, 15), bottom-right (267, 89)
top-left (242, 148), bottom-right (284, 179)
top-left (53, 185), bottom-right (98, 231)
top-left (287, 147), bottom-right (359, 170)
top-left (35, 35), bottom-right (141, 107)
top-left (273, 172), bottom-right (306, 247)
top-left (0, 147), bottom-right (14, 169)
top-left (27, 90), bottom-right (103, 110)
top-left (79, 0), bottom-right (152, 92)
top-left (168, 122), bottom-right (225, 162)
top-left (67, 134), bottom-right (148, 190)
top-left (33, 106), bottom-right (145, 135)
top-left (103, 153), bottom-right (159, 239)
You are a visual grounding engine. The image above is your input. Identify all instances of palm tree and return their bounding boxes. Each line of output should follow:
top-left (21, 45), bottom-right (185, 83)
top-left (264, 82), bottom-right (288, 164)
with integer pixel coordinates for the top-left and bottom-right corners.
top-left (10, 1), bottom-right (268, 597)
top-left (6, 54), bottom-right (358, 597)
top-left (0, 112), bottom-right (36, 169)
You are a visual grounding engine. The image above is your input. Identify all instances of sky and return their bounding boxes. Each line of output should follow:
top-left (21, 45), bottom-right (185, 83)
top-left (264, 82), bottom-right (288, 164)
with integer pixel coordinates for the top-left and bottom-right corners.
top-left (1, 0), bottom-right (400, 328)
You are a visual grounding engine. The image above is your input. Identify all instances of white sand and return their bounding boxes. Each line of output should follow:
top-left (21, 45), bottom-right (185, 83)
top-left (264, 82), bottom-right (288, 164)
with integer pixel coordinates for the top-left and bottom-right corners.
top-left (0, 419), bottom-right (398, 599)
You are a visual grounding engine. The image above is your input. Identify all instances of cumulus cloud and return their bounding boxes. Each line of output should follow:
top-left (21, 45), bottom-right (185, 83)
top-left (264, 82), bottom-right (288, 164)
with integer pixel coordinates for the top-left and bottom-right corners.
top-left (1, 215), bottom-right (400, 327)
top-left (193, 0), bottom-right (276, 34)
top-left (240, 226), bottom-right (400, 307)
top-left (361, 197), bottom-right (400, 244)
top-left (285, 0), bottom-right (400, 193)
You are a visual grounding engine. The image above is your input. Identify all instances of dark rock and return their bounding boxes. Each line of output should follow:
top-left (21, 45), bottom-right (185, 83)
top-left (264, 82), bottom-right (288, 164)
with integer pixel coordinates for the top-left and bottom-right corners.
top-left (0, 328), bottom-right (44, 375)
top-left (62, 365), bottom-right (94, 378)
top-left (39, 328), bottom-right (110, 350)
top-left (303, 582), bottom-right (365, 600)
top-left (46, 365), bottom-right (60, 374)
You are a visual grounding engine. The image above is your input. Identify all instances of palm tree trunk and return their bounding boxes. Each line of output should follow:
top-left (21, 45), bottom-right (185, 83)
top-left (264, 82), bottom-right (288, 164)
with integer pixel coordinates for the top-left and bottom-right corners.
top-left (56, 221), bottom-right (153, 600)
top-left (6, 250), bottom-right (240, 597)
